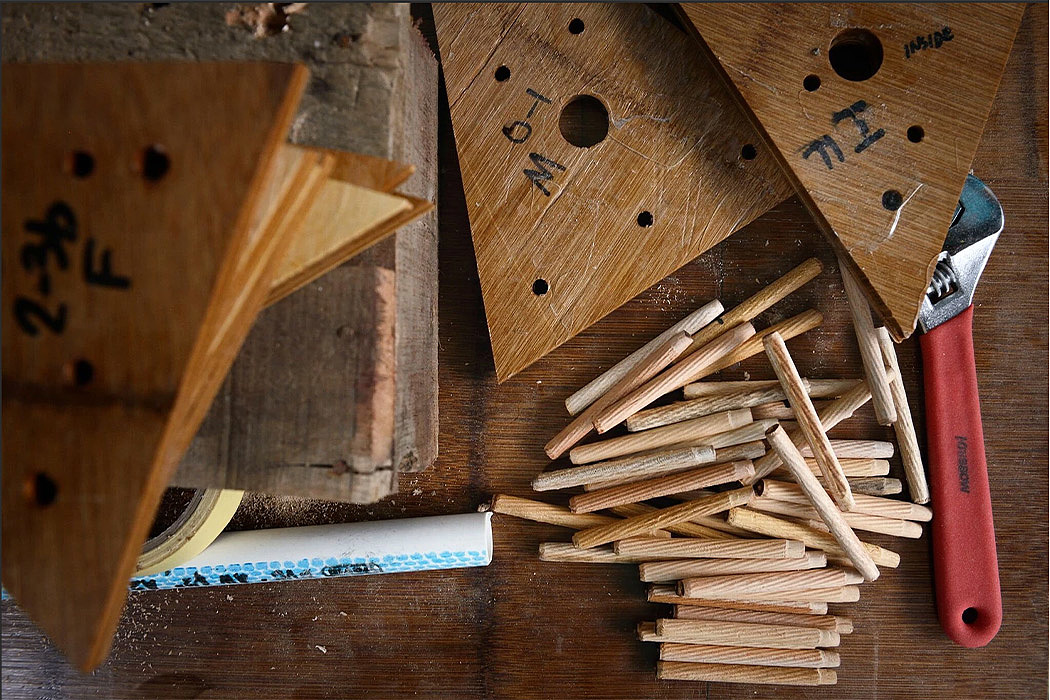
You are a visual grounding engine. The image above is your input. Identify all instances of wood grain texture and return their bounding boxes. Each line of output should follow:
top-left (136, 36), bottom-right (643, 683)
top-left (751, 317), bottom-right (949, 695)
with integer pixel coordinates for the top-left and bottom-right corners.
top-left (1, 4), bottom-right (1045, 697)
top-left (1, 61), bottom-right (307, 670)
top-left (434, 2), bottom-right (792, 381)
top-left (2, 2), bottom-right (440, 502)
top-left (679, 3), bottom-right (1025, 340)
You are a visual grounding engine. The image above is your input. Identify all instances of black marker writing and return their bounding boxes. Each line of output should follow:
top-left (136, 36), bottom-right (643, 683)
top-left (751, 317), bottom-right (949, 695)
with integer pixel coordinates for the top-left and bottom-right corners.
top-left (524, 152), bottom-right (566, 196)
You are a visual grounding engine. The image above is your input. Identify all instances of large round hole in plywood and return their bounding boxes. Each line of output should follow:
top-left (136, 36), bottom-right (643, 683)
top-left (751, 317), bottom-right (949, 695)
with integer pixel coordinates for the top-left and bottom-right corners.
top-left (829, 28), bottom-right (883, 82)
top-left (558, 95), bottom-right (609, 148)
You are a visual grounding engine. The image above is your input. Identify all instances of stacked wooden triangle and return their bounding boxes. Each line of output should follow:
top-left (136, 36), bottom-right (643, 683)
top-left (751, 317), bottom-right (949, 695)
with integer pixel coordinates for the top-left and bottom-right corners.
top-left (0, 62), bottom-right (430, 670)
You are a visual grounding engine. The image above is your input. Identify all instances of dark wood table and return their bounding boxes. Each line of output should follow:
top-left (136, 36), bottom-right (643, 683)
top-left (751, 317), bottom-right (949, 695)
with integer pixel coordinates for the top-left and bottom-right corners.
top-left (3, 5), bottom-right (1046, 698)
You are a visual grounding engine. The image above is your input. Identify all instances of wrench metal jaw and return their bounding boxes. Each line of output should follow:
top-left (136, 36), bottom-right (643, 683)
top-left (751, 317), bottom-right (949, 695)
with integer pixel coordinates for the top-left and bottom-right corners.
top-left (918, 174), bottom-right (1004, 333)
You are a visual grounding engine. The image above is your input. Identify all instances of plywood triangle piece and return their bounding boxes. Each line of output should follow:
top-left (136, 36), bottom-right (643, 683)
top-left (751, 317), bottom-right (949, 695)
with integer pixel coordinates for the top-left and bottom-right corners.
top-left (1, 61), bottom-right (309, 670)
top-left (267, 145), bottom-right (434, 305)
top-left (678, 3), bottom-right (1025, 339)
top-left (434, 3), bottom-right (793, 381)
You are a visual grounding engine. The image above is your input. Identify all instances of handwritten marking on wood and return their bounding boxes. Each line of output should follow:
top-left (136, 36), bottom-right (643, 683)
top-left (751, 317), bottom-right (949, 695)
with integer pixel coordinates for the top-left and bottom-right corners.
top-left (679, 3), bottom-right (1025, 339)
top-left (435, 3), bottom-right (792, 381)
top-left (1, 62), bottom-right (308, 670)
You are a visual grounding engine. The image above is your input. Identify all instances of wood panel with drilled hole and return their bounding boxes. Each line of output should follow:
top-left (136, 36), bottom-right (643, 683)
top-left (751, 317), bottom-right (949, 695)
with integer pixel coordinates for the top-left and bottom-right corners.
top-left (1, 61), bottom-right (308, 670)
top-left (434, 3), bottom-right (794, 381)
top-left (678, 3), bottom-right (1025, 339)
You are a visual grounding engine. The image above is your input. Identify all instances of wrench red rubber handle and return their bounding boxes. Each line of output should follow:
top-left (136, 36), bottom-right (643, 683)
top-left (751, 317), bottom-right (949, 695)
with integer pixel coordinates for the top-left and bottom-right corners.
top-left (920, 304), bottom-right (1001, 647)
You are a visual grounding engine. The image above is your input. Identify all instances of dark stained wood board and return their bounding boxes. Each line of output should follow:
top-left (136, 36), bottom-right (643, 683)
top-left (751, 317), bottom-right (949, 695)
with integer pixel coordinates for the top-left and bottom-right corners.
top-left (678, 3), bottom-right (1025, 341)
top-left (434, 3), bottom-right (793, 382)
top-left (1, 60), bottom-right (309, 671)
top-left (0, 2), bottom-right (439, 503)
top-left (1, 3), bottom-right (1046, 697)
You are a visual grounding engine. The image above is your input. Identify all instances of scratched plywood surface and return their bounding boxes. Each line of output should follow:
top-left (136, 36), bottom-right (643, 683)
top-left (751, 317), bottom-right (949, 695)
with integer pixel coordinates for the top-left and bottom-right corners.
top-left (679, 3), bottom-right (1025, 340)
top-left (0, 62), bottom-right (307, 670)
top-left (434, 3), bottom-right (793, 381)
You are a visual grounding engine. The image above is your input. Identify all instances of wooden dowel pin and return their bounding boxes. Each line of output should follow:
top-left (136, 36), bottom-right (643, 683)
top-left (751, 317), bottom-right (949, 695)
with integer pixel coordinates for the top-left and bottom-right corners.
top-left (672, 605), bottom-right (853, 633)
top-left (659, 643), bottom-right (840, 669)
top-left (639, 553), bottom-right (827, 582)
top-left (571, 409), bottom-right (752, 464)
top-left (657, 660), bottom-right (837, 685)
top-left (545, 330), bottom-right (694, 459)
top-left (626, 381), bottom-right (810, 432)
top-left (568, 460), bottom-right (753, 513)
top-left (654, 618), bottom-right (840, 649)
top-left (648, 585), bottom-right (829, 615)
top-left (535, 445), bottom-right (715, 491)
top-left (594, 324), bottom-right (756, 433)
top-left (762, 332), bottom-right (853, 510)
top-left (614, 536), bottom-right (804, 560)
top-left (684, 378), bottom-right (860, 400)
top-left (875, 326), bottom-right (930, 504)
top-left (565, 300), bottom-right (723, 415)
top-left (839, 260), bottom-right (897, 425)
top-left (572, 488), bottom-right (752, 549)
top-left (683, 258), bottom-right (823, 354)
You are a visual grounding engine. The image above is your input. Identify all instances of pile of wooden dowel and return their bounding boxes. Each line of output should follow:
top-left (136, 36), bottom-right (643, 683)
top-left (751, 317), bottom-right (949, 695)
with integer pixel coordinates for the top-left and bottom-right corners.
top-left (491, 260), bottom-right (934, 687)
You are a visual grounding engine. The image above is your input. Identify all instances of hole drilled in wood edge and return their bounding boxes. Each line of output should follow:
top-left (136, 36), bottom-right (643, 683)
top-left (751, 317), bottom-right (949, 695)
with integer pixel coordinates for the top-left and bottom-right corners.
top-left (532, 278), bottom-right (550, 295)
top-left (568, 18), bottom-right (585, 34)
top-left (494, 65), bottom-right (511, 82)
top-left (637, 211), bottom-right (654, 227)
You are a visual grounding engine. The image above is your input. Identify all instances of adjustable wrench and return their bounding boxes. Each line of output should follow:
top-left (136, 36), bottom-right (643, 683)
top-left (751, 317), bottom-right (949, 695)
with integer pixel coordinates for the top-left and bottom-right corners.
top-left (918, 174), bottom-right (1003, 648)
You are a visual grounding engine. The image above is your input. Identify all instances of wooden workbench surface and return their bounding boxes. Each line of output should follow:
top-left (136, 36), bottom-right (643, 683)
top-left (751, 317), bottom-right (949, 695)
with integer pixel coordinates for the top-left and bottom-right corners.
top-left (3, 4), bottom-right (1046, 698)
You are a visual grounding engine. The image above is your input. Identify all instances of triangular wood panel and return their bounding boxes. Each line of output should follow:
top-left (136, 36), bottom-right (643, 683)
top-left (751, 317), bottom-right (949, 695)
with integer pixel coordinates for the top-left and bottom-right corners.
top-left (1, 62), bottom-right (308, 669)
top-left (434, 3), bottom-right (793, 381)
top-left (679, 3), bottom-right (1025, 339)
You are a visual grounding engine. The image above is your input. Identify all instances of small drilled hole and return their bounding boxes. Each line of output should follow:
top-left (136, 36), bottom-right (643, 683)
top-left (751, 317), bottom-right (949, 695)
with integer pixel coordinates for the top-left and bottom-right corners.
top-left (568, 18), bottom-right (585, 34)
top-left (69, 151), bottom-right (95, 178)
top-left (532, 278), bottom-right (549, 296)
top-left (64, 358), bottom-right (95, 387)
top-left (637, 211), bottom-right (654, 228)
top-left (558, 95), bottom-right (609, 148)
top-left (882, 189), bottom-right (904, 211)
top-left (740, 144), bottom-right (757, 160)
top-left (494, 65), bottom-right (511, 82)
top-left (31, 472), bottom-right (58, 507)
top-left (803, 74), bottom-right (821, 92)
top-left (829, 28), bottom-right (884, 82)
top-left (141, 145), bottom-right (170, 181)
top-left (907, 125), bottom-right (925, 143)
top-left (961, 607), bottom-right (979, 624)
